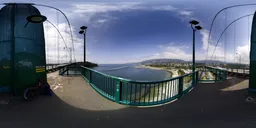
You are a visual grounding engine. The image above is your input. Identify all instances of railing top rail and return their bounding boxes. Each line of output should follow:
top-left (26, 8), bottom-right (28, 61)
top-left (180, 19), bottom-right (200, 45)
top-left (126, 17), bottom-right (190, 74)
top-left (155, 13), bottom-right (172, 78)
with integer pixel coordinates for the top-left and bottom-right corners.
top-left (205, 66), bottom-right (227, 71)
top-left (81, 65), bottom-right (197, 84)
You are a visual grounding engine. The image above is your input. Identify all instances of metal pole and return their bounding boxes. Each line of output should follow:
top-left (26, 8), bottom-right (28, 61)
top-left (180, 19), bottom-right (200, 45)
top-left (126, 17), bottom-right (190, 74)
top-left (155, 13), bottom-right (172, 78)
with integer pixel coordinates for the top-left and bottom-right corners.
top-left (84, 32), bottom-right (86, 66)
top-left (193, 29), bottom-right (195, 85)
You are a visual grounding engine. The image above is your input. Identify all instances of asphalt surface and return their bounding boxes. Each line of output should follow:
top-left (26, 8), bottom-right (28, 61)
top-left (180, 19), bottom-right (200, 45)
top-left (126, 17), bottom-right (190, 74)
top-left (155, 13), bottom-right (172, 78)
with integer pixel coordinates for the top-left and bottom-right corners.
top-left (0, 72), bottom-right (256, 128)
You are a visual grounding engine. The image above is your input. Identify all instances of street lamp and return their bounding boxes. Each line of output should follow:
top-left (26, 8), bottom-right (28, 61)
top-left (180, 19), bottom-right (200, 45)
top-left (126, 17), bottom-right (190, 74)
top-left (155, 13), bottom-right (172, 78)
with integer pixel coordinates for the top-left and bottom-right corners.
top-left (24, 15), bottom-right (47, 27)
top-left (189, 20), bottom-right (202, 85)
top-left (79, 26), bottom-right (87, 66)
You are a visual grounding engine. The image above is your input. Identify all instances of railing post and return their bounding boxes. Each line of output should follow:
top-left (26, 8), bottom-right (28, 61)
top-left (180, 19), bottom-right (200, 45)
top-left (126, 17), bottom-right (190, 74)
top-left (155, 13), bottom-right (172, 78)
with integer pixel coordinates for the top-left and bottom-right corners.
top-left (178, 77), bottom-right (183, 98)
top-left (215, 69), bottom-right (217, 83)
top-left (115, 80), bottom-right (122, 103)
top-left (224, 70), bottom-right (227, 80)
top-left (89, 70), bottom-right (92, 82)
top-left (67, 65), bottom-right (69, 76)
top-left (196, 71), bottom-right (199, 84)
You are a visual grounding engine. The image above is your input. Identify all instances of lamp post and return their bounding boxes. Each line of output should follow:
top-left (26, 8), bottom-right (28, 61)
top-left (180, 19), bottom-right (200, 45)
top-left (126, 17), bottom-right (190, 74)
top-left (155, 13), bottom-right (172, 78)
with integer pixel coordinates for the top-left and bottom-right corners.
top-left (189, 20), bottom-right (202, 85)
top-left (79, 26), bottom-right (87, 66)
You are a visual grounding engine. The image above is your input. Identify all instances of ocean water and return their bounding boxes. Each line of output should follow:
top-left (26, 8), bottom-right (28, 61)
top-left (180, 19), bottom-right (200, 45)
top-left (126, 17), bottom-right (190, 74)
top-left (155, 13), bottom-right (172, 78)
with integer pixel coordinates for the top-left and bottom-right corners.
top-left (92, 64), bottom-right (171, 81)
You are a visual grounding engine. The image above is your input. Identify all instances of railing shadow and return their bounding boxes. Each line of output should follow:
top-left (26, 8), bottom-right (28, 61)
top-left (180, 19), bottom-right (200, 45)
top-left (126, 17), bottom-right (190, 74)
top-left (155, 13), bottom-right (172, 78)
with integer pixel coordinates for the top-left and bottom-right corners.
top-left (1, 78), bottom-right (256, 127)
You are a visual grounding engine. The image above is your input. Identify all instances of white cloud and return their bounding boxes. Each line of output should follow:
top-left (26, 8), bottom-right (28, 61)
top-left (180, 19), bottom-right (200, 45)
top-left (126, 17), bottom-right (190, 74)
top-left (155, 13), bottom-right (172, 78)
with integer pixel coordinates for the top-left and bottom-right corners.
top-left (42, 3), bottom-right (197, 64)
top-left (71, 2), bottom-right (142, 13)
top-left (179, 10), bottom-right (193, 16)
top-left (236, 43), bottom-right (250, 63)
top-left (67, 3), bottom-right (193, 24)
top-left (198, 28), bottom-right (250, 64)
top-left (44, 22), bottom-right (84, 64)
top-left (97, 19), bottom-right (108, 23)
top-left (200, 29), bottom-right (210, 51)
top-left (136, 43), bottom-right (193, 62)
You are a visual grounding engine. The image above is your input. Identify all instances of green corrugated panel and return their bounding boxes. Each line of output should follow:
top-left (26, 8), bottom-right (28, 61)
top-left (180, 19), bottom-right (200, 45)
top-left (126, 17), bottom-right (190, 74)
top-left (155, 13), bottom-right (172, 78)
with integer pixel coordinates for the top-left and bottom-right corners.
top-left (0, 5), bottom-right (12, 91)
top-left (0, 4), bottom-right (46, 95)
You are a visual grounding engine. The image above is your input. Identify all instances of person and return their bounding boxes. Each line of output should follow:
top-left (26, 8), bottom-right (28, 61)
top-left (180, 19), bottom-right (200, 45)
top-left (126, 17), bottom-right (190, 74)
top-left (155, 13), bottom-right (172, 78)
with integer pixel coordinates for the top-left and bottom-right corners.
top-left (38, 79), bottom-right (52, 96)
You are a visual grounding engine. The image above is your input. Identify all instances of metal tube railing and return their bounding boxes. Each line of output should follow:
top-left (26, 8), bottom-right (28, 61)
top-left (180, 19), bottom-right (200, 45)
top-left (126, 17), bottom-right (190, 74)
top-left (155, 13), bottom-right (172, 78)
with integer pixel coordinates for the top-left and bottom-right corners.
top-left (198, 66), bottom-right (227, 83)
top-left (80, 66), bottom-right (197, 106)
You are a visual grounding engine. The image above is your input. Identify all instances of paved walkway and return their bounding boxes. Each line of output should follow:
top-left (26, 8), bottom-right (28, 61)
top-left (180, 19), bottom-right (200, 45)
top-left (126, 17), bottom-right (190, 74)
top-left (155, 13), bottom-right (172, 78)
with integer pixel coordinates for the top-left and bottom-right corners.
top-left (0, 73), bottom-right (256, 128)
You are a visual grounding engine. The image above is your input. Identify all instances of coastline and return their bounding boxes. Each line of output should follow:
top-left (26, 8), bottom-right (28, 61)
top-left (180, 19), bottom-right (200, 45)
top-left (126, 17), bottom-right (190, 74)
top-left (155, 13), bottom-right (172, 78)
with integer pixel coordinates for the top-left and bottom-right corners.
top-left (135, 65), bottom-right (179, 78)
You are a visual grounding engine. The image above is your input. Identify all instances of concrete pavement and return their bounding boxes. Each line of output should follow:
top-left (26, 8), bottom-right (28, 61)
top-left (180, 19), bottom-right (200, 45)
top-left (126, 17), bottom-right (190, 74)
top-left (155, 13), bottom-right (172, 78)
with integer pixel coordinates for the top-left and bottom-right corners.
top-left (1, 72), bottom-right (256, 128)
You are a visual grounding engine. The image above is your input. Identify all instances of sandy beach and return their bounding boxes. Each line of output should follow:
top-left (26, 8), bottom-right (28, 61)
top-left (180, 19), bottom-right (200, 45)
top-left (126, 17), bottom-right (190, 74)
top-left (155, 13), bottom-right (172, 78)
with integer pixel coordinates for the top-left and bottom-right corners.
top-left (135, 65), bottom-right (180, 78)
top-left (135, 65), bottom-right (164, 70)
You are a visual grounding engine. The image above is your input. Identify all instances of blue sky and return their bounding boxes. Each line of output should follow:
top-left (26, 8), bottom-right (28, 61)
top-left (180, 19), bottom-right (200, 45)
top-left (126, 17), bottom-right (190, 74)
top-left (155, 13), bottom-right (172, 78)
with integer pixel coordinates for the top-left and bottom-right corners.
top-left (1, 0), bottom-right (256, 64)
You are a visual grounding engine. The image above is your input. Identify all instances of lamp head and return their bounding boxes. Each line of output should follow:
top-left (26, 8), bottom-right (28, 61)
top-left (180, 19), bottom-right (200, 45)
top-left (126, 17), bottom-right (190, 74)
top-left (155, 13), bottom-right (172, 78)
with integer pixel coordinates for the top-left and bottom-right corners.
top-left (26, 15), bottom-right (47, 23)
top-left (80, 26), bottom-right (87, 30)
top-left (189, 20), bottom-right (199, 25)
top-left (79, 30), bottom-right (84, 34)
top-left (195, 25), bottom-right (202, 30)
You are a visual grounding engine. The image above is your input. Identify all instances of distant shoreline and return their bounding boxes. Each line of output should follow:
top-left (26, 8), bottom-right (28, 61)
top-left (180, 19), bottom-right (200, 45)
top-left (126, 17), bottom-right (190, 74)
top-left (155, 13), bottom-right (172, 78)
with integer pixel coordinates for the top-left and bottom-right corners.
top-left (135, 65), bottom-right (164, 70)
top-left (135, 65), bottom-right (180, 78)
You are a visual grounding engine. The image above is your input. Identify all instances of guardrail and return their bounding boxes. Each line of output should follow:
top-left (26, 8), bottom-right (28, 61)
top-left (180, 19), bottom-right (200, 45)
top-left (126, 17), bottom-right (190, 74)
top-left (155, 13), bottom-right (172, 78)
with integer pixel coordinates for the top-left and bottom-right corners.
top-left (80, 66), bottom-right (198, 106)
top-left (198, 66), bottom-right (227, 83)
top-left (46, 64), bottom-right (59, 73)
top-left (46, 63), bottom-right (73, 73)
top-left (58, 63), bottom-right (76, 75)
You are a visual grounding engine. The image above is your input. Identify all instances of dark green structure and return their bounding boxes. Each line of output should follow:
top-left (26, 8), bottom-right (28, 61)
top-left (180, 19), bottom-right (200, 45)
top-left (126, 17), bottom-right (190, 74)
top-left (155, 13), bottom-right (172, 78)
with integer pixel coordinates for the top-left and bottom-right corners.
top-left (0, 3), bottom-right (46, 95)
top-left (249, 11), bottom-right (256, 93)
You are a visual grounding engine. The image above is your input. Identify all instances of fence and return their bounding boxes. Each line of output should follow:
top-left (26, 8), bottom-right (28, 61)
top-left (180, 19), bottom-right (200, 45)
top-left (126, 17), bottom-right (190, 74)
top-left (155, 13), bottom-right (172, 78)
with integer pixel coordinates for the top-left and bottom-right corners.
top-left (80, 66), bottom-right (198, 106)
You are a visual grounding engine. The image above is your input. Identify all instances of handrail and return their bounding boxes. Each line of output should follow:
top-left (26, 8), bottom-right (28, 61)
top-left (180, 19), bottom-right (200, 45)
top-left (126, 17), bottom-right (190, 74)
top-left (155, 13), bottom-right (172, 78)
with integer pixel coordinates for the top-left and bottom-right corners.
top-left (200, 66), bottom-right (227, 83)
top-left (81, 65), bottom-right (131, 82)
top-left (79, 65), bottom-right (197, 106)
top-left (81, 65), bottom-right (197, 84)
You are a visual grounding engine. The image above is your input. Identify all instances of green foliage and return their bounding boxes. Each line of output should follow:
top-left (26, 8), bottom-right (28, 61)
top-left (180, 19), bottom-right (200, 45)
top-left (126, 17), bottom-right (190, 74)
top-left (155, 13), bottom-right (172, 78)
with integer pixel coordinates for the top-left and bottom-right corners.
top-left (178, 69), bottom-right (185, 76)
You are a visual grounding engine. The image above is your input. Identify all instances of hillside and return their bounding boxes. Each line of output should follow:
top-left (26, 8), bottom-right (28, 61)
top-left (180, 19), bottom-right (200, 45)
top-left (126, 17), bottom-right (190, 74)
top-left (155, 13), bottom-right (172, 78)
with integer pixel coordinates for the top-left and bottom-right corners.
top-left (141, 59), bottom-right (225, 64)
top-left (141, 59), bottom-right (185, 64)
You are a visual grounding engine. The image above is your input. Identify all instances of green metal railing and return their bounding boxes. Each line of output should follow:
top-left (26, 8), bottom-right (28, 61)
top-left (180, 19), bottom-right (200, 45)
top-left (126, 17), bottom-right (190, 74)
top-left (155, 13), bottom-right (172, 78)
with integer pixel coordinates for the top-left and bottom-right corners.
top-left (80, 66), bottom-right (198, 106)
top-left (59, 63), bottom-right (74, 75)
top-left (59, 63), bottom-right (81, 76)
top-left (198, 66), bottom-right (227, 83)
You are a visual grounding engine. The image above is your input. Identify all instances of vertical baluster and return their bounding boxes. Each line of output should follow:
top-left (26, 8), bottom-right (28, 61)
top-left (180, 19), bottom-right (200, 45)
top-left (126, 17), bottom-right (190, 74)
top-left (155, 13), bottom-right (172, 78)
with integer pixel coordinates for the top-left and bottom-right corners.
top-left (178, 77), bottom-right (183, 98)
top-left (103, 77), bottom-right (106, 93)
top-left (115, 80), bottom-right (120, 103)
top-left (99, 74), bottom-right (102, 90)
top-left (111, 78), bottom-right (114, 98)
top-left (157, 83), bottom-right (160, 103)
top-left (134, 83), bottom-right (137, 104)
top-left (171, 80), bottom-right (174, 97)
top-left (148, 84), bottom-right (151, 104)
top-left (164, 82), bottom-right (167, 101)
top-left (121, 81), bottom-right (125, 103)
top-left (176, 79), bottom-right (179, 96)
top-left (152, 84), bottom-right (155, 104)
top-left (89, 70), bottom-right (92, 83)
top-left (160, 83), bottom-right (164, 102)
top-left (119, 81), bottom-right (123, 102)
top-left (109, 78), bottom-right (112, 97)
top-left (143, 84), bottom-right (146, 105)
top-left (106, 77), bottom-right (108, 94)
top-left (129, 83), bottom-right (132, 104)
top-left (106, 77), bottom-right (109, 96)
top-left (167, 81), bottom-right (171, 99)
top-left (126, 82), bottom-right (129, 104)
top-left (139, 83), bottom-right (142, 104)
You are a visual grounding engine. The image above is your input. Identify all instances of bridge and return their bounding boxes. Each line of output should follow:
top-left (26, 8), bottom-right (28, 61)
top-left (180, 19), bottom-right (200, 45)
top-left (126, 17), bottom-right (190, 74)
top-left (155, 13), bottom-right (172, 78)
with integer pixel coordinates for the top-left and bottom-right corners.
top-left (1, 63), bottom-right (254, 127)
top-left (1, 3), bottom-right (256, 127)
